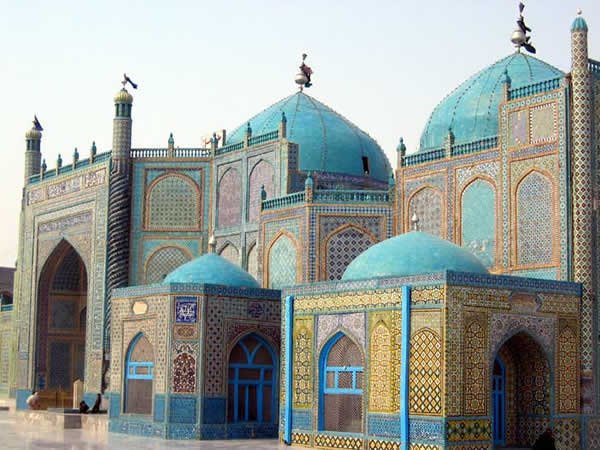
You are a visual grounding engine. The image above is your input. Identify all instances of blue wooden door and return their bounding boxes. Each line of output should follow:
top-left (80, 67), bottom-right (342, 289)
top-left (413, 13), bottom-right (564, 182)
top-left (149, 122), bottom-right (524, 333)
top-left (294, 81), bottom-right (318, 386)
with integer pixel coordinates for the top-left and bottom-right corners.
top-left (492, 357), bottom-right (506, 445)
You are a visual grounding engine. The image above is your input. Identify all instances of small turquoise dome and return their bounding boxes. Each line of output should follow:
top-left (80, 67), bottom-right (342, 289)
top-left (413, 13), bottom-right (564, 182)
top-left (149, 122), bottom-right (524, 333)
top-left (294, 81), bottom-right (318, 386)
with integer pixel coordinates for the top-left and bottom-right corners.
top-left (572, 15), bottom-right (588, 32)
top-left (163, 253), bottom-right (260, 288)
top-left (227, 92), bottom-right (391, 183)
top-left (342, 231), bottom-right (488, 281)
top-left (419, 53), bottom-right (564, 151)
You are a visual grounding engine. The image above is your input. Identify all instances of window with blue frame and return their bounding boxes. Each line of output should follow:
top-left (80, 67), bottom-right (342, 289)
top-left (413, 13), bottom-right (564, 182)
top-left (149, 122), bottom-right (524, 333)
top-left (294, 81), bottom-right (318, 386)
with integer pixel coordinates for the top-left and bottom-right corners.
top-left (319, 332), bottom-right (364, 433)
top-left (227, 334), bottom-right (277, 423)
top-left (124, 333), bottom-right (154, 415)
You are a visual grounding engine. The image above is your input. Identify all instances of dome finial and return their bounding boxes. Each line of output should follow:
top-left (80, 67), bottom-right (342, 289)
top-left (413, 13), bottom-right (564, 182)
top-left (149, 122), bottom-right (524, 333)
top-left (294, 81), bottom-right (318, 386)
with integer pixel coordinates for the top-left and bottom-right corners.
top-left (295, 53), bottom-right (313, 91)
top-left (208, 235), bottom-right (217, 253)
top-left (411, 213), bottom-right (420, 231)
top-left (511, 2), bottom-right (536, 54)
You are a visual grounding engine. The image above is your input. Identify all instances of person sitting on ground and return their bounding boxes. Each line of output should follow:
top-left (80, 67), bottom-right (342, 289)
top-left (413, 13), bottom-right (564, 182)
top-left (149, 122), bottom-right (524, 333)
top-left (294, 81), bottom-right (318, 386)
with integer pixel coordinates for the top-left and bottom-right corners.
top-left (26, 390), bottom-right (41, 410)
top-left (78, 400), bottom-right (89, 414)
top-left (90, 393), bottom-right (101, 414)
top-left (533, 427), bottom-right (556, 450)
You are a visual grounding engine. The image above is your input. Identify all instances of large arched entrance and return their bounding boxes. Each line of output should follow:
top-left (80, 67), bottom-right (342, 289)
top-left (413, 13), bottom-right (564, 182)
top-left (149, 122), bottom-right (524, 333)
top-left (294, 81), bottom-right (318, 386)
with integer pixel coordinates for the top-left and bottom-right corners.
top-left (492, 332), bottom-right (551, 448)
top-left (36, 240), bottom-right (87, 408)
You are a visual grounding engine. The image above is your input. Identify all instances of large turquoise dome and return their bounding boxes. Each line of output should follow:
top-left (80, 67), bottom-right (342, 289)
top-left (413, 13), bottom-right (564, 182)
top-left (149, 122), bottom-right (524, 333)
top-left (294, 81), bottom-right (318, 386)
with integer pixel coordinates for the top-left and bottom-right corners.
top-left (226, 92), bottom-right (392, 182)
top-left (419, 53), bottom-right (564, 151)
top-left (163, 253), bottom-right (260, 288)
top-left (342, 231), bottom-right (488, 281)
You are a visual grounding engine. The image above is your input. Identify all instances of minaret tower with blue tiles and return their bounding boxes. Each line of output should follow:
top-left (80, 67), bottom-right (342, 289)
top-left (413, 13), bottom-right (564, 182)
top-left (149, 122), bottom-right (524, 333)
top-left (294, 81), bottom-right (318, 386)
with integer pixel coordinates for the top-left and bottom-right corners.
top-left (23, 125), bottom-right (42, 183)
top-left (570, 11), bottom-right (595, 413)
top-left (105, 85), bottom-right (134, 360)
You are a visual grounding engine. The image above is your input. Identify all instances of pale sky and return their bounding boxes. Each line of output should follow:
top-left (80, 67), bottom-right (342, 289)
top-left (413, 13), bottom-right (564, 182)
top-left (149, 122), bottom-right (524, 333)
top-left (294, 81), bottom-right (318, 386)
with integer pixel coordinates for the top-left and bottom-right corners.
top-left (0, 0), bottom-right (598, 267)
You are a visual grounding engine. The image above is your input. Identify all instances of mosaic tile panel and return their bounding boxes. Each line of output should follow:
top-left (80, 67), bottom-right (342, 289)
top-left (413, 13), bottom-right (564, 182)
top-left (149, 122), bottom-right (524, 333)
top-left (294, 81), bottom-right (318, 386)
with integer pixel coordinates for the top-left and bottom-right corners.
top-left (248, 159), bottom-right (274, 223)
top-left (554, 418), bottom-right (580, 450)
top-left (530, 102), bottom-right (557, 144)
top-left (409, 418), bottom-right (444, 444)
top-left (292, 316), bottom-right (313, 409)
top-left (175, 296), bottom-right (198, 323)
top-left (508, 109), bottom-right (528, 147)
top-left (455, 161), bottom-right (499, 190)
top-left (446, 419), bottom-right (491, 441)
top-left (173, 353), bottom-right (196, 393)
top-left (463, 318), bottom-right (487, 415)
top-left (268, 233), bottom-right (297, 289)
top-left (217, 168), bottom-right (241, 228)
top-left (557, 324), bottom-right (578, 413)
top-left (408, 187), bottom-right (443, 237)
top-left (409, 329), bottom-right (442, 415)
top-left (368, 439), bottom-right (401, 450)
top-left (169, 395), bottom-right (197, 424)
top-left (460, 179), bottom-right (496, 267)
top-left (146, 175), bottom-right (200, 230)
top-left (325, 226), bottom-right (376, 280)
top-left (368, 311), bottom-right (401, 413)
top-left (291, 432), bottom-right (311, 445)
top-left (516, 171), bottom-right (554, 265)
top-left (314, 434), bottom-right (363, 449)
top-left (317, 313), bottom-right (365, 350)
top-left (145, 246), bottom-right (190, 284)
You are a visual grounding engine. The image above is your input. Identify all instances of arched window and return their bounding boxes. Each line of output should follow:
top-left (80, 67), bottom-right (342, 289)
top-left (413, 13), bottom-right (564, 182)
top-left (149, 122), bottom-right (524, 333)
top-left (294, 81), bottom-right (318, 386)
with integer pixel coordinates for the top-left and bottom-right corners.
top-left (319, 333), bottom-right (364, 433)
top-left (227, 334), bottom-right (277, 423)
top-left (146, 175), bottom-right (200, 230)
top-left (219, 243), bottom-right (239, 265)
top-left (325, 226), bottom-right (376, 280)
top-left (124, 333), bottom-right (154, 415)
top-left (408, 187), bottom-right (443, 237)
top-left (268, 233), bottom-right (297, 289)
top-left (247, 243), bottom-right (259, 280)
top-left (461, 179), bottom-right (496, 268)
top-left (248, 160), bottom-right (274, 223)
top-left (145, 246), bottom-right (191, 284)
top-left (217, 168), bottom-right (242, 228)
top-left (516, 172), bottom-right (554, 265)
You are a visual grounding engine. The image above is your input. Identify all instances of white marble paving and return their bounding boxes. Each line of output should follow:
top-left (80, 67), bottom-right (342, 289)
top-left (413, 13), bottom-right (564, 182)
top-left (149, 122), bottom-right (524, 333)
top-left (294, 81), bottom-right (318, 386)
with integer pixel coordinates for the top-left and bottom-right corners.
top-left (0, 414), bottom-right (295, 449)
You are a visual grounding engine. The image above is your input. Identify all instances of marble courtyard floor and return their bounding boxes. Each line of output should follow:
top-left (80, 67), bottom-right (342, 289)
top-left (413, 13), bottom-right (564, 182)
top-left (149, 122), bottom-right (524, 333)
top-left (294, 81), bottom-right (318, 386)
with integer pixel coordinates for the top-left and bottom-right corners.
top-left (0, 413), bottom-right (293, 449)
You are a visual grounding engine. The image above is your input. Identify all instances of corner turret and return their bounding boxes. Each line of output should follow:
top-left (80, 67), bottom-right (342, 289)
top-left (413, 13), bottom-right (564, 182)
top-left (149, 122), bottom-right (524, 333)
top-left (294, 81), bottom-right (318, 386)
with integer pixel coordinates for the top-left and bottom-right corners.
top-left (24, 122), bottom-right (42, 183)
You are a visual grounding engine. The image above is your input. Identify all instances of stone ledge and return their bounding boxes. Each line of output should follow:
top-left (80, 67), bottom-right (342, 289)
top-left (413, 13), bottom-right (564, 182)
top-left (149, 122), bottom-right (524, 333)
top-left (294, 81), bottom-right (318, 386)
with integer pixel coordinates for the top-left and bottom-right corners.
top-left (15, 410), bottom-right (108, 433)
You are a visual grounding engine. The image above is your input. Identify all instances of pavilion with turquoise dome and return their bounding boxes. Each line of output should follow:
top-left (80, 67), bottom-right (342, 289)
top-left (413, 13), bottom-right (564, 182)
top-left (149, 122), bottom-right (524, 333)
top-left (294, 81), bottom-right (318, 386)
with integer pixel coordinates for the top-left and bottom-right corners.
top-left (5, 5), bottom-right (600, 450)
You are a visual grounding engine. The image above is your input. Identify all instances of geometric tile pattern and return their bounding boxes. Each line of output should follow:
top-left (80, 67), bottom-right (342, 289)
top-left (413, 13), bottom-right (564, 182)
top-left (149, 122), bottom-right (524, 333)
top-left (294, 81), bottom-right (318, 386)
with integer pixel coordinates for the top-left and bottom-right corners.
top-left (557, 324), bottom-right (578, 413)
top-left (368, 440), bottom-right (400, 450)
top-left (173, 353), bottom-right (196, 393)
top-left (409, 329), bottom-right (442, 415)
top-left (408, 187), bottom-right (443, 238)
top-left (325, 226), bottom-right (376, 280)
top-left (516, 171), bottom-right (554, 265)
top-left (217, 168), bottom-right (241, 228)
top-left (530, 103), bottom-right (556, 144)
top-left (446, 419), bottom-right (491, 441)
top-left (314, 434), bottom-right (362, 449)
top-left (145, 246), bottom-right (191, 284)
top-left (268, 234), bottom-right (297, 289)
top-left (147, 175), bottom-right (200, 230)
top-left (218, 243), bottom-right (239, 266)
top-left (175, 297), bottom-right (198, 323)
top-left (292, 316), bottom-right (313, 409)
top-left (463, 319), bottom-right (487, 415)
top-left (369, 310), bottom-right (401, 413)
top-left (508, 110), bottom-right (528, 147)
top-left (554, 418), bottom-right (580, 450)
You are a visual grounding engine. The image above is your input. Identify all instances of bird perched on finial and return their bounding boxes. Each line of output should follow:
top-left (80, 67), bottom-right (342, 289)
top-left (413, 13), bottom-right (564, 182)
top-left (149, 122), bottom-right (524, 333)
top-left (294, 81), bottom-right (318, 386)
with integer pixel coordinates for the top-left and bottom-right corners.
top-left (33, 115), bottom-right (43, 131)
top-left (122, 73), bottom-right (138, 89)
top-left (511, 2), bottom-right (536, 54)
top-left (295, 53), bottom-right (313, 90)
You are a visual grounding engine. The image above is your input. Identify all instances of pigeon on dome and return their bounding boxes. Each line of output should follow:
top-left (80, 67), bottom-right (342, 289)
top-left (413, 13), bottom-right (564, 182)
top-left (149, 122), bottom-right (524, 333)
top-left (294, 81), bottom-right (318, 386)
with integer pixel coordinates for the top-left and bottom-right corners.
top-left (295, 53), bottom-right (313, 90)
top-left (511, 2), bottom-right (536, 54)
top-left (122, 73), bottom-right (138, 89)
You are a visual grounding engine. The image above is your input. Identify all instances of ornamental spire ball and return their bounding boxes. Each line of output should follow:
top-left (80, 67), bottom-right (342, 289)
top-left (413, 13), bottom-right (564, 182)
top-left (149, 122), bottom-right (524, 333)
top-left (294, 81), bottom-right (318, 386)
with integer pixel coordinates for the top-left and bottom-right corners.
top-left (511, 2), bottom-right (536, 54)
top-left (295, 53), bottom-right (313, 91)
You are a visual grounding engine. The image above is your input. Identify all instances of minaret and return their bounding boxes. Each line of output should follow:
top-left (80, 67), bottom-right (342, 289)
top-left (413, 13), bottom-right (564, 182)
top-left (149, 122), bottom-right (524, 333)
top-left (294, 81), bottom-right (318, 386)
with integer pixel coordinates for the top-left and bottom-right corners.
top-left (24, 125), bottom-right (42, 183)
top-left (570, 11), bottom-right (595, 412)
top-left (105, 84), bottom-right (133, 357)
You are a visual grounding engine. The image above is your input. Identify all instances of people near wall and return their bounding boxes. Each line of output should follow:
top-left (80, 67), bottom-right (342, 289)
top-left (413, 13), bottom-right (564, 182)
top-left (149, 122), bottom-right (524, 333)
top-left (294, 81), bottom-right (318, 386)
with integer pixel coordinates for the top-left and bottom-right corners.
top-left (532, 428), bottom-right (556, 450)
top-left (90, 393), bottom-right (101, 414)
top-left (79, 400), bottom-right (89, 414)
top-left (26, 390), bottom-right (41, 410)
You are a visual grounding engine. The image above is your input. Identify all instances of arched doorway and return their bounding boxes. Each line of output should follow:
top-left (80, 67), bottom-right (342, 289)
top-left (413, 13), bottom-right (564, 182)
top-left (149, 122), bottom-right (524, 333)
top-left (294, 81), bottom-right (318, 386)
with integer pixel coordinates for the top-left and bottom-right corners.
top-left (227, 333), bottom-right (277, 424)
top-left (36, 240), bottom-right (87, 408)
top-left (124, 333), bottom-right (154, 415)
top-left (492, 332), bottom-right (551, 447)
top-left (319, 332), bottom-right (364, 433)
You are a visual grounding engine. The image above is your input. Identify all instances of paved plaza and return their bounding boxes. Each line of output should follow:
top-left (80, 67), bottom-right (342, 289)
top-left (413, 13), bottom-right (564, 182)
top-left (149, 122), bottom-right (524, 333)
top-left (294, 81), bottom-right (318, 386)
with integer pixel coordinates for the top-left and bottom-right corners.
top-left (0, 413), bottom-right (293, 450)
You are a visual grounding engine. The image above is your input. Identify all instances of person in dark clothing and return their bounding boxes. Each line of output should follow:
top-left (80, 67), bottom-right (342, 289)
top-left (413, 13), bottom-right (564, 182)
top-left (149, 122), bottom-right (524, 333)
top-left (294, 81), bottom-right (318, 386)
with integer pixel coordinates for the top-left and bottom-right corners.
top-left (79, 401), bottom-right (89, 414)
top-left (532, 428), bottom-right (556, 450)
top-left (90, 393), bottom-right (101, 413)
